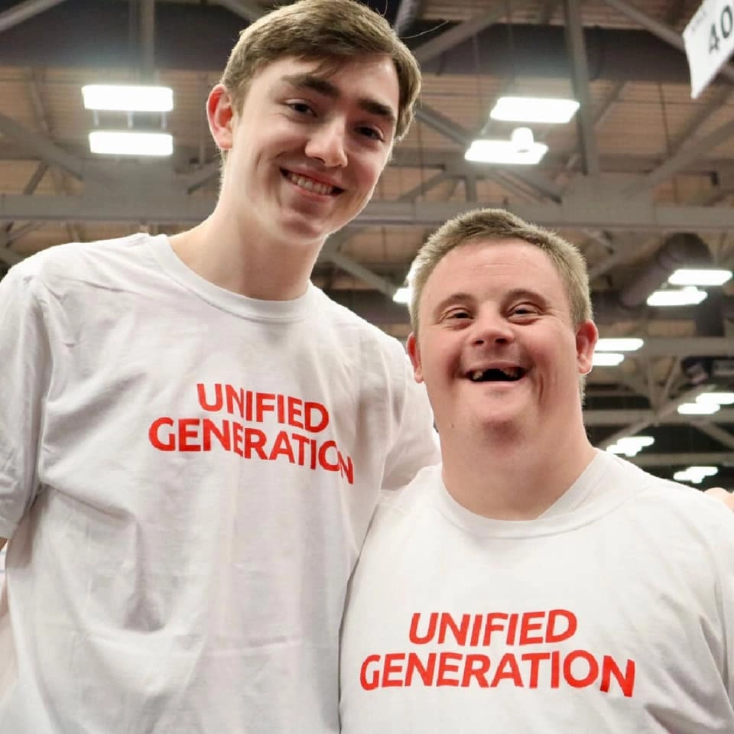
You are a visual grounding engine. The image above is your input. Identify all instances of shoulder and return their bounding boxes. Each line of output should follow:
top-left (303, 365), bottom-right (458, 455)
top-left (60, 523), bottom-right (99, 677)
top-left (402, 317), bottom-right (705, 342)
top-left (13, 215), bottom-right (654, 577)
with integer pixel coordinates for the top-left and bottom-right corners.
top-left (612, 456), bottom-right (734, 550)
top-left (372, 464), bottom-right (442, 526)
top-left (315, 289), bottom-right (407, 354)
top-left (7, 232), bottom-right (157, 293)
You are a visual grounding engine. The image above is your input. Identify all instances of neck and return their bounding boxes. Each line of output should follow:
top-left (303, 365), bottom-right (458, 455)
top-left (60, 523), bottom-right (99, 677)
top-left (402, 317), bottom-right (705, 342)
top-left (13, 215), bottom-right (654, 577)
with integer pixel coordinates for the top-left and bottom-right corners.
top-left (169, 206), bottom-right (323, 301)
top-left (440, 421), bottom-right (596, 520)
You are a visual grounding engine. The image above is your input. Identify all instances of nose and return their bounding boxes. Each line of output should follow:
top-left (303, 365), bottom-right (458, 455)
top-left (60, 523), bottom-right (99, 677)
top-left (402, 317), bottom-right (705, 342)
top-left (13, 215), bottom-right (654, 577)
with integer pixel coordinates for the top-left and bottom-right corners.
top-left (471, 311), bottom-right (514, 346)
top-left (304, 120), bottom-right (348, 168)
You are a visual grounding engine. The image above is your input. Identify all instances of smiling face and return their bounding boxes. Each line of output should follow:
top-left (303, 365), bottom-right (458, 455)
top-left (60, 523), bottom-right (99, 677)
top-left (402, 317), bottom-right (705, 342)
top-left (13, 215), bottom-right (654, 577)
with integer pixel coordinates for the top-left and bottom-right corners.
top-left (209, 55), bottom-right (399, 252)
top-left (407, 239), bottom-right (597, 446)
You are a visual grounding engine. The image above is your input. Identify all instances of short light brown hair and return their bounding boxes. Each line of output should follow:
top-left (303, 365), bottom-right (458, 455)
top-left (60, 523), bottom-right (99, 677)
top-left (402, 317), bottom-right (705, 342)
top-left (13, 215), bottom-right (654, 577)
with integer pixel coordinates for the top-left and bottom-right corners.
top-left (220, 0), bottom-right (421, 141)
top-left (408, 208), bottom-right (593, 335)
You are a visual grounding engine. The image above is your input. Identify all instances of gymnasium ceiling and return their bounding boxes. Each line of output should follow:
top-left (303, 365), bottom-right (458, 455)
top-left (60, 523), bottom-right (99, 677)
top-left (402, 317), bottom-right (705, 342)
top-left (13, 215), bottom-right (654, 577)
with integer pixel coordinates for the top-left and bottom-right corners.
top-left (0, 0), bottom-right (733, 487)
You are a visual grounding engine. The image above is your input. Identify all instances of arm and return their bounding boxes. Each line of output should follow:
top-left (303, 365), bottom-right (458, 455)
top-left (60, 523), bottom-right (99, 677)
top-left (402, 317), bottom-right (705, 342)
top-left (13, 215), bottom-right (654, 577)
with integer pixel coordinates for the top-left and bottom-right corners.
top-left (0, 262), bottom-right (50, 541)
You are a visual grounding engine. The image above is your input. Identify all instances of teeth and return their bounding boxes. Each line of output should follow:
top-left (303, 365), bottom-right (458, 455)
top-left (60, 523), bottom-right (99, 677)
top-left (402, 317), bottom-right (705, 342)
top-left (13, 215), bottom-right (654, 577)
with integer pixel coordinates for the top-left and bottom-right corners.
top-left (286, 172), bottom-right (335, 196)
top-left (471, 370), bottom-right (484, 381)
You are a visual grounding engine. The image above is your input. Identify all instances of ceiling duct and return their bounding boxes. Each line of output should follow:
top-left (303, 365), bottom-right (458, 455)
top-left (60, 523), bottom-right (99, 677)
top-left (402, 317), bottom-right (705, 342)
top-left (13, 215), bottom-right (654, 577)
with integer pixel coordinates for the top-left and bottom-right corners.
top-left (617, 233), bottom-right (712, 311)
top-left (682, 291), bottom-right (732, 385)
top-left (393, 0), bottom-right (422, 38)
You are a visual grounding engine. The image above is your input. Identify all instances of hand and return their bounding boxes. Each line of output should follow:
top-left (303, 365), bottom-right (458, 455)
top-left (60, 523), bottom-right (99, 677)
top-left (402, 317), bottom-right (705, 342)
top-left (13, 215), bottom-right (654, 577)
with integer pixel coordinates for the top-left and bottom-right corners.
top-left (705, 487), bottom-right (734, 511)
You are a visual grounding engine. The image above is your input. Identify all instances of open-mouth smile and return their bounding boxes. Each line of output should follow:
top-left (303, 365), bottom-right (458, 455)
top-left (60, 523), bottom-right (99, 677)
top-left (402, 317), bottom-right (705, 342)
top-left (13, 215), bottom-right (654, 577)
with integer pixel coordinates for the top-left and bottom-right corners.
top-left (282, 169), bottom-right (343, 197)
top-left (467, 366), bottom-right (527, 382)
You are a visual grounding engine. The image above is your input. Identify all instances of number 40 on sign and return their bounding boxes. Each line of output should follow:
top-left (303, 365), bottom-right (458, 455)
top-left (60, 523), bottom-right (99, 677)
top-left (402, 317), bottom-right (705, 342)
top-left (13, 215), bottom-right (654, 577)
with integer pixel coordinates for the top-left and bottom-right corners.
top-left (684, 0), bottom-right (734, 98)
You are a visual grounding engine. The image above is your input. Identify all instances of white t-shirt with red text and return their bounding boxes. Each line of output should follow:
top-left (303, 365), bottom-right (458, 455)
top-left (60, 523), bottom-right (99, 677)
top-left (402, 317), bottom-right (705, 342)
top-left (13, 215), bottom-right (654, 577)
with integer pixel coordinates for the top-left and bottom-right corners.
top-left (340, 451), bottom-right (734, 733)
top-left (0, 233), bottom-right (439, 733)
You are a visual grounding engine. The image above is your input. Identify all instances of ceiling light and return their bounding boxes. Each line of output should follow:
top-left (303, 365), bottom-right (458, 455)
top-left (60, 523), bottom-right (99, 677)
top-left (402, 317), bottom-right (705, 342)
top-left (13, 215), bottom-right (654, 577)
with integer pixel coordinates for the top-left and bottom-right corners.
top-left (668, 268), bottom-right (732, 286)
top-left (465, 138), bottom-right (548, 165)
top-left (82, 84), bottom-right (174, 112)
top-left (510, 126), bottom-right (534, 152)
top-left (489, 96), bottom-right (580, 124)
top-left (696, 392), bottom-right (734, 405)
top-left (592, 352), bottom-right (625, 367)
top-left (677, 402), bottom-right (721, 415)
top-left (89, 131), bottom-right (173, 157)
top-left (393, 287), bottom-right (411, 304)
top-left (646, 286), bottom-right (707, 307)
top-left (673, 466), bottom-right (719, 484)
top-left (595, 338), bottom-right (644, 352)
top-left (606, 435), bottom-right (654, 457)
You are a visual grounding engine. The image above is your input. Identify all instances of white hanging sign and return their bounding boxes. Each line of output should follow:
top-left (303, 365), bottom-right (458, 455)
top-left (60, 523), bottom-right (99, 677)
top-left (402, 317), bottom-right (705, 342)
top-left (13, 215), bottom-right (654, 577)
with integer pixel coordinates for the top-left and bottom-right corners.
top-left (683, 0), bottom-right (734, 98)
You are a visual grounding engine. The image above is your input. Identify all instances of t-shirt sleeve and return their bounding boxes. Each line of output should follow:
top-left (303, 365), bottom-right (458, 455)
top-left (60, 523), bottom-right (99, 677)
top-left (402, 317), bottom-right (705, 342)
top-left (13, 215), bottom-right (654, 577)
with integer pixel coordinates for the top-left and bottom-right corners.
top-left (0, 264), bottom-right (50, 539)
top-left (381, 354), bottom-right (440, 492)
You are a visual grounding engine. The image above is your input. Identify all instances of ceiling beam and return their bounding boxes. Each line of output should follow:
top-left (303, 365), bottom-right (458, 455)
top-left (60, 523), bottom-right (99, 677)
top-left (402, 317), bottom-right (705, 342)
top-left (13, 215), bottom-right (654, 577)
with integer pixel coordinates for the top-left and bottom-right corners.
top-left (140, 0), bottom-right (155, 79)
top-left (414, 106), bottom-right (565, 202)
top-left (8, 193), bottom-right (734, 231)
top-left (584, 408), bottom-right (734, 427)
top-left (601, 0), bottom-right (734, 84)
top-left (693, 423), bottom-right (734, 452)
top-left (0, 0), bottom-right (65, 34)
top-left (0, 113), bottom-right (109, 186)
top-left (410, 0), bottom-right (535, 64)
top-left (625, 117), bottom-right (734, 197)
top-left (627, 452), bottom-right (734, 468)
top-left (563, 0), bottom-right (600, 177)
top-left (320, 169), bottom-right (452, 258)
top-left (636, 337), bottom-right (734, 358)
top-left (325, 252), bottom-right (398, 298)
top-left (213, 0), bottom-right (265, 22)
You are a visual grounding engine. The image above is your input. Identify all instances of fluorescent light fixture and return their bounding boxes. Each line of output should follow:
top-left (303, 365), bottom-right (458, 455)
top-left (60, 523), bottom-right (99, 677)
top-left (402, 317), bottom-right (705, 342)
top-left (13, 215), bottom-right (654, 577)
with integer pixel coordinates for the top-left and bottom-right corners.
top-left (82, 84), bottom-right (174, 112)
top-left (677, 402), bottom-right (721, 415)
top-left (393, 287), bottom-right (411, 304)
top-left (668, 268), bottom-right (732, 286)
top-left (595, 338), bottom-right (644, 352)
top-left (673, 466), bottom-right (718, 484)
top-left (89, 131), bottom-right (173, 156)
top-left (592, 352), bottom-right (625, 367)
top-left (646, 286), bottom-right (707, 307)
top-left (696, 392), bottom-right (734, 405)
top-left (510, 126), bottom-right (534, 151)
top-left (489, 96), bottom-right (580, 124)
top-left (606, 435), bottom-right (655, 457)
top-left (465, 138), bottom-right (548, 165)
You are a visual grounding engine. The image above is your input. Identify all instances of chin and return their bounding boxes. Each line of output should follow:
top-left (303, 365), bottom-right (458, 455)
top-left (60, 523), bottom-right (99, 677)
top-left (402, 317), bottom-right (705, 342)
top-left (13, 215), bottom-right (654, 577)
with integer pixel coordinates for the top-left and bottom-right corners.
top-left (278, 215), bottom-right (332, 243)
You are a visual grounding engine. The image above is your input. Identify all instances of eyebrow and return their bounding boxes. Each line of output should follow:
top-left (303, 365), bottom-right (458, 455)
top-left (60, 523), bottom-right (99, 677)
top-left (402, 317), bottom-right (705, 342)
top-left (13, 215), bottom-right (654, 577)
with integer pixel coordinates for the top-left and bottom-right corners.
top-left (504, 288), bottom-right (549, 307)
top-left (281, 72), bottom-right (397, 127)
top-left (430, 288), bottom-right (550, 319)
top-left (430, 292), bottom-right (474, 321)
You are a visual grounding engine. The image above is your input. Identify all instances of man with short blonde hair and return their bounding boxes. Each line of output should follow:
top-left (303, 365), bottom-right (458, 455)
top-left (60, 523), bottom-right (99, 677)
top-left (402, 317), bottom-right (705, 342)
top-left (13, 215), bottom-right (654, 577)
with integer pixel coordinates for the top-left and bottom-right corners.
top-left (409, 208), bottom-right (592, 334)
top-left (341, 208), bottom-right (734, 733)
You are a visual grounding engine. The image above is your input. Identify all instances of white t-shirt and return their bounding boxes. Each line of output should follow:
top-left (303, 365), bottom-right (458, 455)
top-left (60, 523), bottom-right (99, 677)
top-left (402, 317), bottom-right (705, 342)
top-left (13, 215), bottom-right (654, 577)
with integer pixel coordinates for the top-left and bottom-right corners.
top-left (341, 451), bottom-right (734, 733)
top-left (0, 233), bottom-right (439, 733)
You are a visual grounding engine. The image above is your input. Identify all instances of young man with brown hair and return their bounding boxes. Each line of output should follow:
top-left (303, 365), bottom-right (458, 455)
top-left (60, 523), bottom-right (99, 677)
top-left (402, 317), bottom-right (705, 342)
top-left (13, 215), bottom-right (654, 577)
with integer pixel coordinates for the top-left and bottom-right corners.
top-left (340, 208), bottom-right (734, 733)
top-left (0, 2), bottom-right (438, 731)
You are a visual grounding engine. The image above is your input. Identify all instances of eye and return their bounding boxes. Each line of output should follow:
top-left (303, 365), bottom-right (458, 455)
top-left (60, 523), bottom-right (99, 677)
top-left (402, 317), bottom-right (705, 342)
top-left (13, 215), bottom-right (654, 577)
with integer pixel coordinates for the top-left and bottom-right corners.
top-left (356, 125), bottom-right (384, 142)
top-left (444, 308), bottom-right (472, 322)
top-left (510, 303), bottom-right (540, 319)
top-left (287, 101), bottom-right (316, 116)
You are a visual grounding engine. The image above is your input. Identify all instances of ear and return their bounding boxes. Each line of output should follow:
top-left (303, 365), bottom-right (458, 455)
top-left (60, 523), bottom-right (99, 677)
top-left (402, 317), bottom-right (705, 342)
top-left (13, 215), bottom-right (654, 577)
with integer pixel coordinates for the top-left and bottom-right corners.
top-left (207, 84), bottom-right (236, 151)
top-left (575, 320), bottom-right (598, 376)
top-left (406, 332), bottom-right (424, 384)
